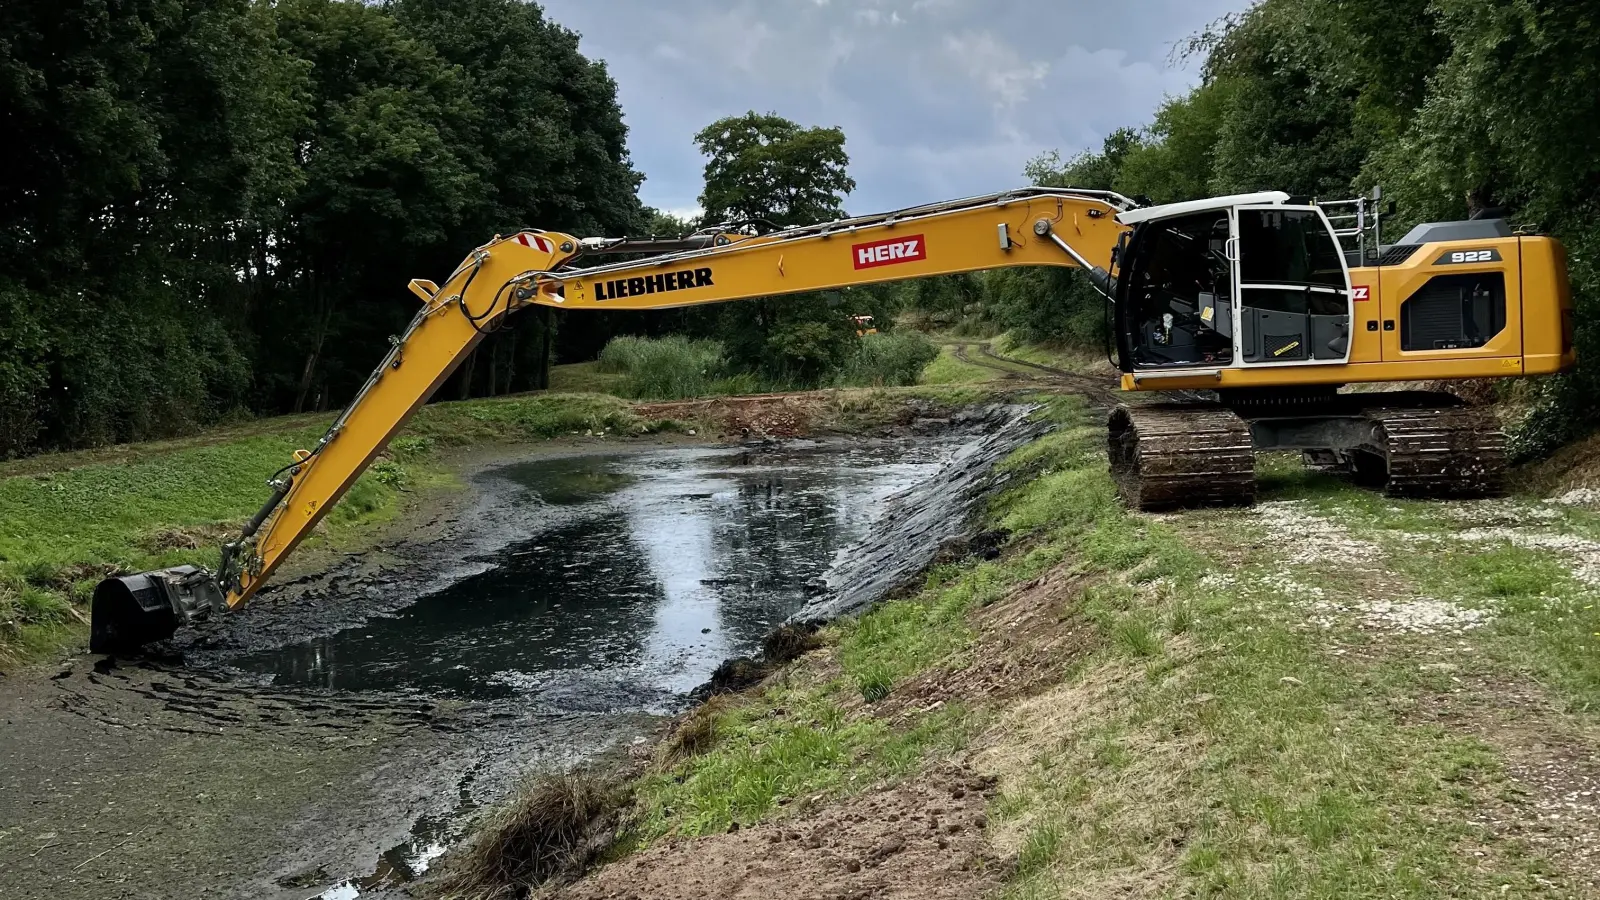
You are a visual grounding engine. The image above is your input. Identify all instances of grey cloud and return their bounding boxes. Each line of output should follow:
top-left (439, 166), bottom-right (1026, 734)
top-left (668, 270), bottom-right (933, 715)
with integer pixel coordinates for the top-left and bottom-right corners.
top-left (538, 0), bottom-right (1250, 220)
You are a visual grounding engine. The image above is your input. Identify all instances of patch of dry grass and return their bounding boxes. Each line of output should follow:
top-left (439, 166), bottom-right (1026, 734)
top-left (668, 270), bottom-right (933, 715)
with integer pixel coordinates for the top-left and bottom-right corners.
top-left (435, 772), bottom-right (627, 900)
top-left (762, 622), bottom-right (822, 664)
top-left (659, 695), bottom-right (736, 765)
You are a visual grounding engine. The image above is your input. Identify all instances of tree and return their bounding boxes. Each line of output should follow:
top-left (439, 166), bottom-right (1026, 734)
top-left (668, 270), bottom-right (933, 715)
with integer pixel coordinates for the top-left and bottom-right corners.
top-left (693, 112), bottom-right (861, 385)
top-left (0, 0), bottom-right (650, 455)
top-left (0, 0), bottom-right (302, 452)
top-left (695, 112), bottom-right (854, 228)
top-left (389, 0), bottom-right (645, 398)
top-left (260, 0), bottom-right (484, 413)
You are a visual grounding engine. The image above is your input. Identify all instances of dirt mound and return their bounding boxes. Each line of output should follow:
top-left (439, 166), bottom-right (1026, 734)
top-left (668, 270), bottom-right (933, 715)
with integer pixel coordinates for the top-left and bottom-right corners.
top-left (555, 769), bottom-right (1003, 900)
top-left (633, 394), bottom-right (820, 439)
top-left (879, 570), bottom-right (1098, 719)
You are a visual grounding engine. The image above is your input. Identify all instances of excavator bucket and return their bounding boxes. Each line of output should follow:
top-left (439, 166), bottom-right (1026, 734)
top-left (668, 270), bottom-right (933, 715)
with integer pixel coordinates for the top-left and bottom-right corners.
top-left (89, 565), bottom-right (224, 654)
top-left (91, 572), bottom-right (181, 653)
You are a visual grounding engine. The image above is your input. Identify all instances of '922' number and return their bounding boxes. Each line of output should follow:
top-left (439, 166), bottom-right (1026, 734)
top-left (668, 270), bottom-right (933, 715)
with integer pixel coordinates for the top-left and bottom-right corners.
top-left (1440, 248), bottom-right (1501, 265)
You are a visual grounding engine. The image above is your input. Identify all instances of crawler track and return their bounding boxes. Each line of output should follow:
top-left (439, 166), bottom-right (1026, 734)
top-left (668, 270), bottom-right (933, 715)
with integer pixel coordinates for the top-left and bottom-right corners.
top-left (1107, 404), bottom-right (1256, 511)
top-left (1366, 403), bottom-right (1507, 499)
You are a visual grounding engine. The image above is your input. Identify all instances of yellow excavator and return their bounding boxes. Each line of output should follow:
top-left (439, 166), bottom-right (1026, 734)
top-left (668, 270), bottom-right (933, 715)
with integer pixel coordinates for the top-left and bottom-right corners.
top-left (89, 186), bottom-right (1574, 652)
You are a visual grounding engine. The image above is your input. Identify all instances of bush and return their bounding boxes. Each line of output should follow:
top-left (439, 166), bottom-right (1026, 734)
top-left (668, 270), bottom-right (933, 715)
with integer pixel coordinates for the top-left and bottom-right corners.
top-left (387, 435), bottom-right (435, 459)
top-left (369, 459), bottom-right (408, 488)
top-left (836, 330), bottom-right (939, 388)
top-left (596, 335), bottom-right (728, 400)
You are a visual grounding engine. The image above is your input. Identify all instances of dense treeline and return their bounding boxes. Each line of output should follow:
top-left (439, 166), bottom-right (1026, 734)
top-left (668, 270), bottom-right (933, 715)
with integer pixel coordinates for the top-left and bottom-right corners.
top-left (915, 0), bottom-right (1599, 456)
top-left (10, 0), bottom-right (1597, 458)
top-left (0, 0), bottom-right (643, 456)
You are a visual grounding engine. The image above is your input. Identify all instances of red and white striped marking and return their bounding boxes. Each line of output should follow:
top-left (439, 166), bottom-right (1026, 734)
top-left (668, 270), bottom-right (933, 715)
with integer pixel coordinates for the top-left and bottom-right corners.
top-left (517, 233), bottom-right (554, 253)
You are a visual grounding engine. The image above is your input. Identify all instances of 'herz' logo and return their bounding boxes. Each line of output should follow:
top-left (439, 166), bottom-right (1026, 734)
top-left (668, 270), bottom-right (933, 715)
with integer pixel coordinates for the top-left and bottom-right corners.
top-left (853, 235), bottom-right (926, 270)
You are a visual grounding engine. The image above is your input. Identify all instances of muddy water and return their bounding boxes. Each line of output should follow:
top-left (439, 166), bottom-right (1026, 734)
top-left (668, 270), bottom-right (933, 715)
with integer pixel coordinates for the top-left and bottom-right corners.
top-left (0, 423), bottom-right (1037, 900)
top-left (196, 440), bottom-right (959, 898)
top-left (231, 442), bottom-right (950, 707)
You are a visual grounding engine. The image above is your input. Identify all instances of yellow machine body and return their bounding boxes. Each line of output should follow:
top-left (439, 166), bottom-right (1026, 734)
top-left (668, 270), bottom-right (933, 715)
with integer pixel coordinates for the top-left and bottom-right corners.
top-left (1119, 233), bottom-right (1573, 392)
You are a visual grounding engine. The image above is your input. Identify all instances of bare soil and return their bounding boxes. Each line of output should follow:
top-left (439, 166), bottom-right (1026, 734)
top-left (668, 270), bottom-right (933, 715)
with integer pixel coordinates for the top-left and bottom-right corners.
top-left (555, 769), bottom-right (1004, 900)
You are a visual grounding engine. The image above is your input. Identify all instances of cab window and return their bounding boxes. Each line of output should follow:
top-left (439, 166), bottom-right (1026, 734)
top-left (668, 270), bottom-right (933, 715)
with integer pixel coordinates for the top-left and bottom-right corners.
top-left (1238, 208), bottom-right (1345, 289)
top-left (1122, 210), bottom-right (1234, 367)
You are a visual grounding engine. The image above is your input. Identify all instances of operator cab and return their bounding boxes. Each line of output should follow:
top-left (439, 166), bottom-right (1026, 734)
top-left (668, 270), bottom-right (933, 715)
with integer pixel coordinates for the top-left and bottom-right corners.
top-left (1112, 192), bottom-right (1353, 373)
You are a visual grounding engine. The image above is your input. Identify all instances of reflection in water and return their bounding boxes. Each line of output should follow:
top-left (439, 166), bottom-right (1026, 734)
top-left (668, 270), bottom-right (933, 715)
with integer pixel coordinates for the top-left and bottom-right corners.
top-left (231, 441), bottom-right (950, 706)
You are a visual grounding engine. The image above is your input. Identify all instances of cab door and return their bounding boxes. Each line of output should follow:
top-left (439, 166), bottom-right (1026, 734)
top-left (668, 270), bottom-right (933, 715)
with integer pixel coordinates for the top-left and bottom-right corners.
top-left (1231, 205), bottom-right (1353, 367)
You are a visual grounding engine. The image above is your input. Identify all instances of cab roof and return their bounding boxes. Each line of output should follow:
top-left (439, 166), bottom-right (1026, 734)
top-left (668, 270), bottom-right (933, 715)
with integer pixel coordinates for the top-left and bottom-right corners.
top-left (1116, 191), bottom-right (1292, 226)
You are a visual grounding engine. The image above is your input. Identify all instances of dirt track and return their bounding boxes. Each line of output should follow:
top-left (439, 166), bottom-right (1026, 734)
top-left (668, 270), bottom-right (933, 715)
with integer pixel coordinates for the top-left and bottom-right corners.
top-left (946, 341), bottom-right (1120, 407)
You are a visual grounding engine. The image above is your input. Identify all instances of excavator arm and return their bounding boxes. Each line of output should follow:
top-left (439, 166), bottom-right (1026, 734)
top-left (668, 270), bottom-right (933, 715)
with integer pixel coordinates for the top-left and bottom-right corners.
top-left (89, 187), bottom-right (1133, 653)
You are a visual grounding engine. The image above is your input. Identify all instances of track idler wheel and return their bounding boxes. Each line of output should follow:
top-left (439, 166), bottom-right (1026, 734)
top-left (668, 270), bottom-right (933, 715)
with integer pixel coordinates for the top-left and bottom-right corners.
top-left (1108, 404), bottom-right (1256, 511)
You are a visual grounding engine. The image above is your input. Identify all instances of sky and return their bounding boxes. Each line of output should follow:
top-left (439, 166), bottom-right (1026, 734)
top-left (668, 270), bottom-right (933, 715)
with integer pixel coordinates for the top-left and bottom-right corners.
top-left (537, 0), bottom-right (1253, 220)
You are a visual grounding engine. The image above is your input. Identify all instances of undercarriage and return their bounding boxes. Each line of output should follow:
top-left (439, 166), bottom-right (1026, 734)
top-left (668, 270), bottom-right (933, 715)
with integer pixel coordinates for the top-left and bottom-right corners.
top-left (1107, 390), bottom-right (1506, 511)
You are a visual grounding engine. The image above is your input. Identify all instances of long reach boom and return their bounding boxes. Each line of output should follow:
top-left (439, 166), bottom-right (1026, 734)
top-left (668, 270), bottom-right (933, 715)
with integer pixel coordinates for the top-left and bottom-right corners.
top-left (89, 187), bottom-right (1134, 651)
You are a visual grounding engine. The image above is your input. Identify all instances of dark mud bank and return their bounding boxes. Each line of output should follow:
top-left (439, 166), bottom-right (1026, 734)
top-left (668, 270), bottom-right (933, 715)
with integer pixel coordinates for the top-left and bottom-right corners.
top-left (697, 403), bottom-right (1047, 696)
top-left (796, 403), bottom-right (1046, 622)
top-left (176, 404), bottom-right (1042, 670)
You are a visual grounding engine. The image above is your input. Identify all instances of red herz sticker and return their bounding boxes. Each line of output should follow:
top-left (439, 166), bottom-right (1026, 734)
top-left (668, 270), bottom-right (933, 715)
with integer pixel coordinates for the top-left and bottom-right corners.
top-left (1351, 285), bottom-right (1371, 302)
top-left (852, 234), bottom-right (926, 269)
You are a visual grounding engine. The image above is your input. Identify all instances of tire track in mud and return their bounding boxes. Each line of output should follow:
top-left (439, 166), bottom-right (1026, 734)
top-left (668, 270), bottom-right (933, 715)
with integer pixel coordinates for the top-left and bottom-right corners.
top-left (947, 341), bottom-right (1120, 409)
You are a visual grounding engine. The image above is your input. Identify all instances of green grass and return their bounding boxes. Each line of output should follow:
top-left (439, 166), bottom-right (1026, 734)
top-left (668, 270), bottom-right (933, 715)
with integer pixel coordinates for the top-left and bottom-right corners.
top-left (1256, 455), bottom-right (1600, 714)
top-left (631, 688), bottom-right (979, 840)
top-left (919, 344), bottom-right (1000, 385)
top-left (0, 392), bottom-right (690, 667)
top-left (990, 332), bottom-right (1110, 375)
top-left (547, 361), bottom-right (628, 395)
top-left (984, 476), bottom-right (1557, 899)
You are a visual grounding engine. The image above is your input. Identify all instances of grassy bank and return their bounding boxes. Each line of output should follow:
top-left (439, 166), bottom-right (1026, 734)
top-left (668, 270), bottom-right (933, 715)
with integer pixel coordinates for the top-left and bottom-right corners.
top-left (578, 331), bottom-right (940, 401)
top-left (0, 393), bottom-right (689, 667)
top-left (466, 393), bottom-right (1600, 898)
